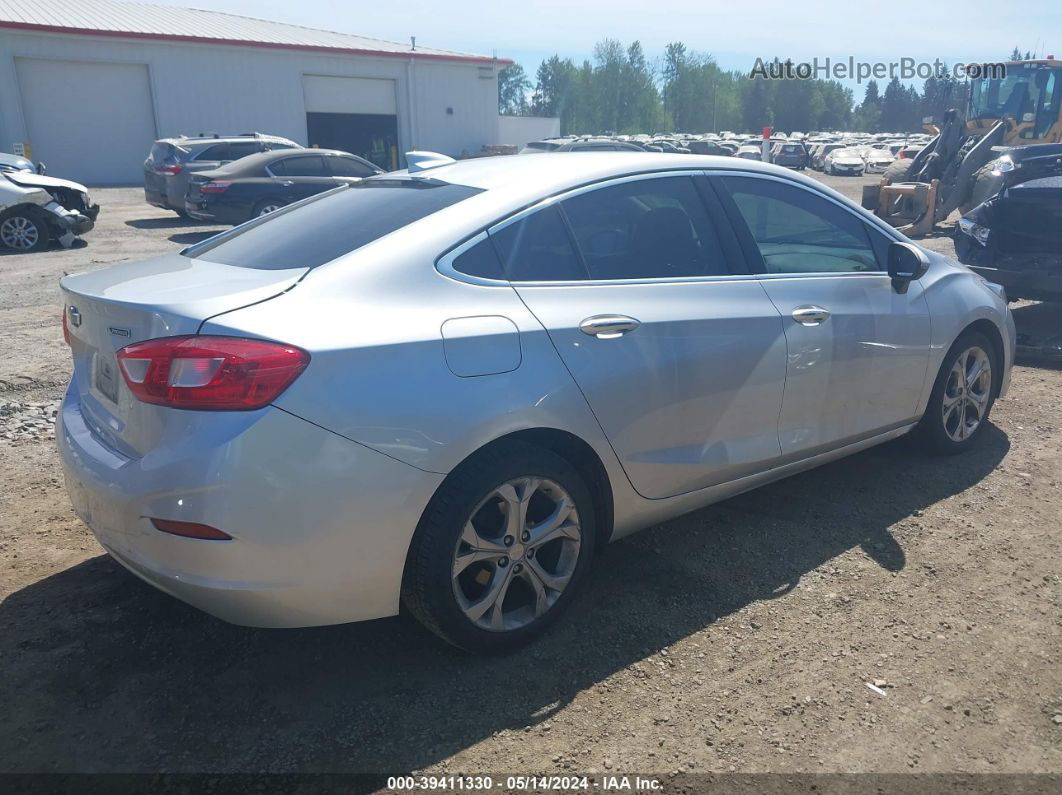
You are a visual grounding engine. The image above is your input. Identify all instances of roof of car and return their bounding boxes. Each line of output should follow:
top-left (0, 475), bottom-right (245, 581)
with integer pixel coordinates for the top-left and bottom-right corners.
top-left (404, 152), bottom-right (793, 194)
top-left (207, 148), bottom-right (367, 175)
top-left (160, 133), bottom-right (298, 146)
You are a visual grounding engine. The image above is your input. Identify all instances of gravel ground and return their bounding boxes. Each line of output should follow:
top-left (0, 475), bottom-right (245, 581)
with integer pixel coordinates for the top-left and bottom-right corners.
top-left (0, 174), bottom-right (1059, 779)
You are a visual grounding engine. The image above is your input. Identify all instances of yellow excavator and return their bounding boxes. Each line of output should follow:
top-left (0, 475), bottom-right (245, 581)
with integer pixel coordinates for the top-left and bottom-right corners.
top-left (862, 58), bottom-right (1062, 236)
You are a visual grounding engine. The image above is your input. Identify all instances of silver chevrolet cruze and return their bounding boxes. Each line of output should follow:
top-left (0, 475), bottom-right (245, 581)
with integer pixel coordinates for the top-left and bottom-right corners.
top-left (58, 153), bottom-right (1014, 652)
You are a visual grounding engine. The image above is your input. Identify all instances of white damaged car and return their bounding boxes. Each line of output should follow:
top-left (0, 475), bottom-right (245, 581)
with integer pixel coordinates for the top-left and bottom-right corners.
top-left (0, 171), bottom-right (97, 252)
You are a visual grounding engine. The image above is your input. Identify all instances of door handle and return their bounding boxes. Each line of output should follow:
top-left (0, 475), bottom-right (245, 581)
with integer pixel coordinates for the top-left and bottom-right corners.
top-left (791, 305), bottom-right (830, 326)
top-left (579, 315), bottom-right (641, 339)
top-left (279, 180), bottom-right (294, 187)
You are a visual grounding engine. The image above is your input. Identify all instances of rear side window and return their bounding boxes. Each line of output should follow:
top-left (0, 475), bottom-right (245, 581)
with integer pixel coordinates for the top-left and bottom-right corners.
top-left (451, 237), bottom-right (506, 280)
top-left (489, 205), bottom-right (586, 281)
top-left (226, 142), bottom-right (261, 160)
top-left (562, 176), bottom-right (729, 279)
top-left (187, 180), bottom-right (483, 269)
top-left (195, 143), bottom-right (229, 161)
top-left (271, 156), bottom-right (327, 176)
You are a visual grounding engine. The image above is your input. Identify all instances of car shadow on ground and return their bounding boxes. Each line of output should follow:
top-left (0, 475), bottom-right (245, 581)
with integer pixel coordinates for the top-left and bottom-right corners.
top-left (0, 427), bottom-right (1008, 774)
top-left (168, 231), bottom-right (219, 246)
top-left (125, 217), bottom-right (200, 230)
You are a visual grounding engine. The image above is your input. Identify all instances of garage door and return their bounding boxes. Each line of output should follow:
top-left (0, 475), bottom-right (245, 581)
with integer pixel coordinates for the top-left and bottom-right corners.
top-left (15, 58), bottom-right (157, 185)
top-left (303, 75), bottom-right (399, 170)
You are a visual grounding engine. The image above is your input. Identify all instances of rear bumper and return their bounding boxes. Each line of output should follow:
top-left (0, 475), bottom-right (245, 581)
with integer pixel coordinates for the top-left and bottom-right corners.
top-left (57, 382), bottom-right (443, 627)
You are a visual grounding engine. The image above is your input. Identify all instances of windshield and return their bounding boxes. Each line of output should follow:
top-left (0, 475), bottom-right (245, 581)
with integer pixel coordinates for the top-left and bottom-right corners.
top-left (186, 179), bottom-right (483, 270)
top-left (969, 63), bottom-right (1062, 122)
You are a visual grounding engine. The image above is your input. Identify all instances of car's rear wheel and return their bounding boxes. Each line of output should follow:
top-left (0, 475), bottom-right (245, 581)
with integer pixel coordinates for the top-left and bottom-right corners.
top-left (913, 330), bottom-right (998, 454)
top-left (0, 207), bottom-right (49, 253)
top-left (252, 201), bottom-right (284, 220)
top-left (402, 441), bottom-right (596, 653)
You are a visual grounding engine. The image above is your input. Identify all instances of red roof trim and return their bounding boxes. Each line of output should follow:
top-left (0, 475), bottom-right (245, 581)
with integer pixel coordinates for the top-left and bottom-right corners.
top-left (0, 20), bottom-right (513, 65)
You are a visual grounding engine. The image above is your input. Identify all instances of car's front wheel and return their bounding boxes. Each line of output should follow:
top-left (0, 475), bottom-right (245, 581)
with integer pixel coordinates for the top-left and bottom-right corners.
top-left (402, 441), bottom-right (596, 653)
top-left (913, 330), bottom-right (999, 454)
top-left (0, 207), bottom-right (50, 253)
top-left (252, 201), bottom-right (284, 220)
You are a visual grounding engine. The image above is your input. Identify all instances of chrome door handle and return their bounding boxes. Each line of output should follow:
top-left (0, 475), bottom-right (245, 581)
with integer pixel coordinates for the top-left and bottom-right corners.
top-left (579, 315), bottom-right (641, 339)
top-left (791, 306), bottom-right (830, 326)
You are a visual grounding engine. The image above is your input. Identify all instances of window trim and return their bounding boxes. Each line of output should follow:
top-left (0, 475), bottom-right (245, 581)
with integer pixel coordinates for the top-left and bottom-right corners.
top-left (434, 167), bottom-right (902, 288)
top-left (708, 170), bottom-right (903, 279)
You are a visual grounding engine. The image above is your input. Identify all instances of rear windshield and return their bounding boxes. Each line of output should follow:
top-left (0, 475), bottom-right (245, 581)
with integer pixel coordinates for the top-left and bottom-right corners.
top-left (186, 179), bottom-right (483, 270)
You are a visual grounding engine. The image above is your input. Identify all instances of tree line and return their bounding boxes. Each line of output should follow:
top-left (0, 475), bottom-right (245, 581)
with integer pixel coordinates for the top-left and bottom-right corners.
top-left (497, 40), bottom-right (1028, 135)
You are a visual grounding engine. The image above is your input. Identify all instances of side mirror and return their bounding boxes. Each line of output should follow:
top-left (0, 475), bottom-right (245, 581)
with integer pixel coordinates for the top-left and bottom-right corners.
top-left (887, 241), bottom-right (930, 294)
top-left (35, 161), bottom-right (46, 175)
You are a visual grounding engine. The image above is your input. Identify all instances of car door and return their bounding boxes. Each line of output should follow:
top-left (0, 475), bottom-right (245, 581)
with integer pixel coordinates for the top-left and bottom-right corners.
top-left (267, 155), bottom-right (337, 202)
top-left (711, 172), bottom-right (931, 459)
top-left (492, 172), bottom-right (789, 500)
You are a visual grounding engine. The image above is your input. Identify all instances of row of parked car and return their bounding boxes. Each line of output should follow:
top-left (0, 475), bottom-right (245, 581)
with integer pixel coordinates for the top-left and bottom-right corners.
top-left (143, 132), bottom-right (383, 223)
top-left (520, 131), bottom-right (927, 178)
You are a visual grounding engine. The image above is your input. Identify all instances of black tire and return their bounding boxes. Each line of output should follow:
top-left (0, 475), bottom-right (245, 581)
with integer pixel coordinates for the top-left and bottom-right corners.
top-left (175, 209), bottom-right (190, 219)
top-left (0, 206), bottom-right (50, 253)
top-left (251, 200), bottom-right (284, 221)
top-left (912, 330), bottom-right (999, 455)
top-left (402, 440), bottom-right (597, 653)
top-left (882, 157), bottom-right (914, 185)
top-left (959, 165), bottom-right (1004, 215)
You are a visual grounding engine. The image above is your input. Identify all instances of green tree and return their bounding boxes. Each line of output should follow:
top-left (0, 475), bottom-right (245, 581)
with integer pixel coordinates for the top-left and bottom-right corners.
top-left (497, 64), bottom-right (531, 116)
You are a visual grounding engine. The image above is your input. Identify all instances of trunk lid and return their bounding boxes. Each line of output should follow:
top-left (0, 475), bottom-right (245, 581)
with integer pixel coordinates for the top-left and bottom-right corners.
top-left (61, 252), bottom-right (307, 458)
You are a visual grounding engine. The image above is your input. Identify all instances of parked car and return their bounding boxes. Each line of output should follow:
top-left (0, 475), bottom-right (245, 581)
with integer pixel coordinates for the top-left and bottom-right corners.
top-left (812, 143), bottom-right (844, 170)
top-left (58, 152), bottom-right (1014, 652)
top-left (963, 142), bottom-right (1062, 211)
top-left (0, 170), bottom-right (97, 252)
top-left (0, 152), bottom-right (37, 174)
top-left (864, 148), bottom-right (896, 173)
top-left (770, 142), bottom-right (808, 169)
top-left (686, 140), bottom-right (731, 156)
top-left (144, 133), bottom-right (300, 216)
top-left (956, 176), bottom-right (1062, 303)
top-left (735, 144), bottom-right (763, 160)
top-left (184, 149), bottom-right (383, 224)
top-left (824, 148), bottom-right (867, 176)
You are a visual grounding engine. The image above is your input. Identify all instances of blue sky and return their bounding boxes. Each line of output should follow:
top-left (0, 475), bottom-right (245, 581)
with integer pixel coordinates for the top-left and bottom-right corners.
top-left (154, 0), bottom-right (1057, 99)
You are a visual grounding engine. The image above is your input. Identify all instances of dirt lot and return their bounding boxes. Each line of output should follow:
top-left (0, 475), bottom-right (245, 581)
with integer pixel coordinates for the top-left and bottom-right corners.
top-left (1, 174), bottom-right (1060, 779)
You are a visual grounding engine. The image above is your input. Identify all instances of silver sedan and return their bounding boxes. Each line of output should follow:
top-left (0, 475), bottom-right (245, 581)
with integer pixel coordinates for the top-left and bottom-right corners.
top-left (58, 153), bottom-right (1014, 652)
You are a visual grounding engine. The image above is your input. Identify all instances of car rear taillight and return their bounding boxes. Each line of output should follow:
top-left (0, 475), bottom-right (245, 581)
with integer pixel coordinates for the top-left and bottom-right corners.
top-left (151, 518), bottom-right (233, 540)
top-left (157, 163), bottom-right (183, 175)
top-left (200, 181), bottom-right (232, 194)
top-left (116, 336), bottom-right (309, 410)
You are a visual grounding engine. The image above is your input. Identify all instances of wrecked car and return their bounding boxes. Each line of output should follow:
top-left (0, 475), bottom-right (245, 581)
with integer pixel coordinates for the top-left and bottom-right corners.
top-left (0, 171), bottom-right (97, 252)
top-left (0, 152), bottom-right (37, 174)
top-left (956, 175), bottom-right (1062, 304)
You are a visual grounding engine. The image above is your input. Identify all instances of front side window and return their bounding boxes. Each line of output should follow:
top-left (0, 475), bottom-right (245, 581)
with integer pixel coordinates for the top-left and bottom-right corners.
top-left (562, 176), bottom-right (728, 279)
top-left (721, 176), bottom-right (881, 273)
top-left (270, 155), bottom-right (328, 177)
top-left (187, 180), bottom-right (483, 270)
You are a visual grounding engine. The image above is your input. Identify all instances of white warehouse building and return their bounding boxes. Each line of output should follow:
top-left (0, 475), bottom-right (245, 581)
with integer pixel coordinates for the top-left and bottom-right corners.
top-left (0, 0), bottom-right (522, 184)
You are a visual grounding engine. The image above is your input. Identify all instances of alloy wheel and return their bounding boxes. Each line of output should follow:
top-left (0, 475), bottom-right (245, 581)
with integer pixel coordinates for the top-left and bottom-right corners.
top-left (452, 477), bottom-right (581, 632)
top-left (942, 346), bottom-right (992, 442)
top-left (0, 216), bottom-right (41, 250)
top-left (258, 204), bottom-right (282, 217)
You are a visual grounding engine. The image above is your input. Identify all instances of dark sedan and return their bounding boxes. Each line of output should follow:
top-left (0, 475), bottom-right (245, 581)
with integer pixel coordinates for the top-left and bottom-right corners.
top-left (956, 176), bottom-right (1062, 303)
top-left (185, 149), bottom-right (383, 224)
